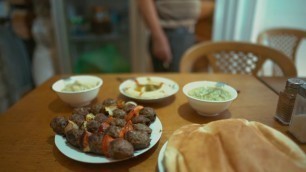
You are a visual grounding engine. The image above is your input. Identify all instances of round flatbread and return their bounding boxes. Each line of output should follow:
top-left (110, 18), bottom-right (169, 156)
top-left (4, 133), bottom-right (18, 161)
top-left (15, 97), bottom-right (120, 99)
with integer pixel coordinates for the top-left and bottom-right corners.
top-left (163, 119), bottom-right (306, 172)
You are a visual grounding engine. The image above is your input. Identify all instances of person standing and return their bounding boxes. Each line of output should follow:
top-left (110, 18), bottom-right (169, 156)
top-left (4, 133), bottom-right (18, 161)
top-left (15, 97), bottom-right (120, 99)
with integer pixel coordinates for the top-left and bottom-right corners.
top-left (136, 0), bottom-right (214, 72)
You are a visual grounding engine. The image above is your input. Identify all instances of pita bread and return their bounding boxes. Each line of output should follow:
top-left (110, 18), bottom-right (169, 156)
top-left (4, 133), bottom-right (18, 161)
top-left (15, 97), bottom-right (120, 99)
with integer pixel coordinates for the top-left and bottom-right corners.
top-left (163, 119), bottom-right (306, 172)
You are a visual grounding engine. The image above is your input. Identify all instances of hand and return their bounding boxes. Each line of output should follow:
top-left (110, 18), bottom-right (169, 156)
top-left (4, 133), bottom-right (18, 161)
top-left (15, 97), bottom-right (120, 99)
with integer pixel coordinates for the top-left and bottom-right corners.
top-left (152, 32), bottom-right (172, 64)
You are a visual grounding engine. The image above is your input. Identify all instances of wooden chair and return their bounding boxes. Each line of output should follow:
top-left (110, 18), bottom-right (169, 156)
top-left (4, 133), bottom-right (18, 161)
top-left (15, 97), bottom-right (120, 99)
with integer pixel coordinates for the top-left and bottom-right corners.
top-left (257, 28), bottom-right (306, 62)
top-left (179, 41), bottom-right (297, 77)
top-left (257, 28), bottom-right (305, 76)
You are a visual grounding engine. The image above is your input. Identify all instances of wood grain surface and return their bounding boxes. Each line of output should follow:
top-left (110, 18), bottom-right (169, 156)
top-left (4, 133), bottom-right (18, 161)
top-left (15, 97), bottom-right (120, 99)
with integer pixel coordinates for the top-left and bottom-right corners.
top-left (259, 77), bottom-right (306, 95)
top-left (0, 73), bottom-right (305, 171)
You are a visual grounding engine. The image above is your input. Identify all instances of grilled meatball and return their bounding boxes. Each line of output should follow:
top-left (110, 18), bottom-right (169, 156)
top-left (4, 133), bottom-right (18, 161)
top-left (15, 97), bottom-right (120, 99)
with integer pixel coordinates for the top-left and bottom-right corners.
top-left (108, 138), bottom-right (134, 159)
top-left (50, 116), bottom-right (68, 135)
top-left (72, 106), bottom-right (91, 116)
top-left (132, 115), bottom-right (151, 125)
top-left (102, 98), bottom-right (117, 106)
top-left (88, 133), bottom-right (104, 154)
top-left (90, 103), bottom-right (104, 114)
top-left (94, 113), bottom-right (108, 123)
top-left (70, 113), bottom-right (85, 127)
top-left (86, 120), bottom-right (101, 133)
top-left (139, 107), bottom-right (156, 122)
top-left (112, 109), bottom-right (126, 119)
top-left (125, 130), bottom-right (150, 150)
top-left (105, 125), bottom-right (122, 138)
top-left (64, 120), bottom-right (79, 134)
top-left (123, 103), bottom-right (136, 113)
top-left (110, 118), bottom-right (126, 127)
top-left (66, 128), bottom-right (84, 148)
top-left (133, 123), bottom-right (152, 134)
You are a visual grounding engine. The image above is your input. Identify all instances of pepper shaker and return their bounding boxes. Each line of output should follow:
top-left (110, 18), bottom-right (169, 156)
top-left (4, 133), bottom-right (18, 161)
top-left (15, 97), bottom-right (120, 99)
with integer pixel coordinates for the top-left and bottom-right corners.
top-left (289, 84), bottom-right (306, 143)
top-left (275, 78), bottom-right (305, 125)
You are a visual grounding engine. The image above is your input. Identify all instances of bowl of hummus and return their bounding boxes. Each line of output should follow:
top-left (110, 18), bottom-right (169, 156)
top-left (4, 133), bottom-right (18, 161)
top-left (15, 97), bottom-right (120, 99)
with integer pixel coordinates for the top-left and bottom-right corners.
top-left (119, 76), bottom-right (179, 102)
top-left (52, 75), bottom-right (103, 107)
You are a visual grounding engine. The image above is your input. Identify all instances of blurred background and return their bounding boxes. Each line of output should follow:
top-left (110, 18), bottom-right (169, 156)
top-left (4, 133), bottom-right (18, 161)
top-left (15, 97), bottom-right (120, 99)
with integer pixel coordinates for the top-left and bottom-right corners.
top-left (0, 0), bottom-right (305, 113)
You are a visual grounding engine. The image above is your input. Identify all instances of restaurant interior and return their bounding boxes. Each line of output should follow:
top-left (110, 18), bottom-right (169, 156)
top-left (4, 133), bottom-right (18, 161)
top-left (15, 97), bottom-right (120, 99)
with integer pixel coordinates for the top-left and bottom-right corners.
top-left (0, 0), bottom-right (306, 171)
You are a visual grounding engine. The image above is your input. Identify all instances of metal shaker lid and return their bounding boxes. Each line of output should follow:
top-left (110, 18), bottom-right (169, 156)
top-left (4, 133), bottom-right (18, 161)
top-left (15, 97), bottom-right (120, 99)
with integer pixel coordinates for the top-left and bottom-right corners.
top-left (286, 78), bottom-right (305, 89)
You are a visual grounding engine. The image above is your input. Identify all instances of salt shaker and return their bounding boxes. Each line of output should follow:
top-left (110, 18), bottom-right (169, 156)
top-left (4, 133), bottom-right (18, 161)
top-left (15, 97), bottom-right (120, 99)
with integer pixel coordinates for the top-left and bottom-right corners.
top-left (289, 84), bottom-right (306, 143)
top-left (275, 78), bottom-right (305, 125)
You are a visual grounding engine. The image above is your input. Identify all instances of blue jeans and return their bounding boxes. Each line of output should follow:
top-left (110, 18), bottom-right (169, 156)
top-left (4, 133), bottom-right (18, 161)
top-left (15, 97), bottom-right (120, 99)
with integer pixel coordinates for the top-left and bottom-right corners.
top-left (149, 27), bottom-right (196, 72)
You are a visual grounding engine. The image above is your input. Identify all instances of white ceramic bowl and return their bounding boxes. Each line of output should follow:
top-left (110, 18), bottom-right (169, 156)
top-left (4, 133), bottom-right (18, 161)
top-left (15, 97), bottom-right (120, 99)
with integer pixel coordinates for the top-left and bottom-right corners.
top-left (52, 75), bottom-right (103, 107)
top-left (183, 81), bottom-right (238, 116)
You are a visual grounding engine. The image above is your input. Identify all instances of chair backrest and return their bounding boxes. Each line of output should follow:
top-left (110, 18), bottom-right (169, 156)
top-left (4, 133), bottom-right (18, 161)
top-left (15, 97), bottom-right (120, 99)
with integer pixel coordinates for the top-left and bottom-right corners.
top-left (257, 28), bottom-right (306, 62)
top-left (179, 41), bottom-right (297, 77)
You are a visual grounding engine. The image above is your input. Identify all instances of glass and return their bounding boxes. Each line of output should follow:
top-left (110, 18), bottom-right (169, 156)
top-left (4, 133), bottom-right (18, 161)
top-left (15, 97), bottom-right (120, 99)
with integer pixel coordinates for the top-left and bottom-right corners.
top-left (289, 84), bottom-right (306, 143)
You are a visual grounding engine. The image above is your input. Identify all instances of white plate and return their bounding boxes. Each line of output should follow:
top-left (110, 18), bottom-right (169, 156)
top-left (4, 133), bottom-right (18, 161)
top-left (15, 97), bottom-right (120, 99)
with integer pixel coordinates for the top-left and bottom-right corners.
top-left (158, 141), bottom-right (168, 172)
top-left (119, 76), bottom-right (179, 102)
top-left (55, 117), bottom-right (163, 163)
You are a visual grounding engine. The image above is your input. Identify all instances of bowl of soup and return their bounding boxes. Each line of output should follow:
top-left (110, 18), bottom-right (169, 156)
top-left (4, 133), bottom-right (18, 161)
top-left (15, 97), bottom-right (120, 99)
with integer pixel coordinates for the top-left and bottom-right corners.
top-left (52, 75), bottom-right (103, 107)
top-left (183, 81), bottom-right (238, 116)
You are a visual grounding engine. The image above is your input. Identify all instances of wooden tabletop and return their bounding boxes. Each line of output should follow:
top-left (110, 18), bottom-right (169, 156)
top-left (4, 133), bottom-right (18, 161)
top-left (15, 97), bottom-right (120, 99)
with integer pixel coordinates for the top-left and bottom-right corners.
top-left (0, 73), bottom-right (305, 171)
top-left (258, 77), bottom-right (306, 95)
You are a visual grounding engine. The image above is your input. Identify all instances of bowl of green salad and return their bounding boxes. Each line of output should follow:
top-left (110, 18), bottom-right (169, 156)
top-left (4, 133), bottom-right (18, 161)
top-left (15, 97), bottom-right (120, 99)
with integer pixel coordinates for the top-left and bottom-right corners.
top-left (183, 81), bottom-right (238, 116)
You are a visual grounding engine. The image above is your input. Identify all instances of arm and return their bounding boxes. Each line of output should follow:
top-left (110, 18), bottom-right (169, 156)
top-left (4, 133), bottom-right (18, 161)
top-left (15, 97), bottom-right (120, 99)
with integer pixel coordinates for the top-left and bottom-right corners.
top-left (136, 0), bottom-right (172, 64)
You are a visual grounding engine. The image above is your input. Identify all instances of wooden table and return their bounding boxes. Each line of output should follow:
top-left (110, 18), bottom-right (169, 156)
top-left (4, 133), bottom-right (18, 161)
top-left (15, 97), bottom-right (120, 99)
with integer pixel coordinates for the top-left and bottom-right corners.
top-left (258, 77), bottom-right (306, 95)
top-left (0, 73), bottom-right (305, 171)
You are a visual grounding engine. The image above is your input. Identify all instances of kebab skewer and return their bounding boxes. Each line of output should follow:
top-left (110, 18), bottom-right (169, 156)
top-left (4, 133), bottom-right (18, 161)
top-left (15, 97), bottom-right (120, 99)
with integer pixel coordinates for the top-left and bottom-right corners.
top-left (50, 98), bottom-right (156, 160)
